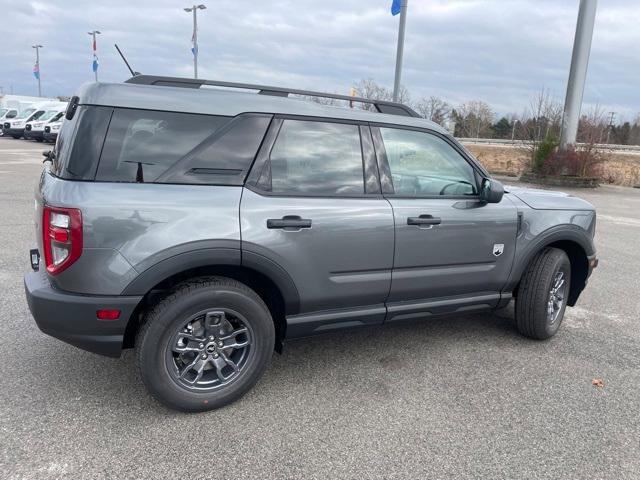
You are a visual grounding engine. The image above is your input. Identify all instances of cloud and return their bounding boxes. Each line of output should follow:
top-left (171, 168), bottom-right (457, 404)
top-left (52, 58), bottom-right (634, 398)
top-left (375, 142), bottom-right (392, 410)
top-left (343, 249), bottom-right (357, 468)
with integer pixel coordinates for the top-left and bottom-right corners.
top-left (0, 0), bottom-right (637, 120)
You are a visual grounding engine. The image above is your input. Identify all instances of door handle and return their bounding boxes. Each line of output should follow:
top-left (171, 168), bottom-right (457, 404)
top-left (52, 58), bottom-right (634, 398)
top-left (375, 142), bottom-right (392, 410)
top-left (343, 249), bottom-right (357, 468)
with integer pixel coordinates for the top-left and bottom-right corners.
top-left (407, 214), bottom-right (441, 226)
top-left (267, 215), bottom-right (312, 230)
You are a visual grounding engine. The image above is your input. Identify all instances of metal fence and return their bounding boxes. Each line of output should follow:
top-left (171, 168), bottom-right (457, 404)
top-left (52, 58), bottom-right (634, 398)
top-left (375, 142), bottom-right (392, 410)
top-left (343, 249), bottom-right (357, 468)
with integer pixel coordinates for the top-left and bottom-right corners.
top-left (458, 138), bottom-right (640, 154)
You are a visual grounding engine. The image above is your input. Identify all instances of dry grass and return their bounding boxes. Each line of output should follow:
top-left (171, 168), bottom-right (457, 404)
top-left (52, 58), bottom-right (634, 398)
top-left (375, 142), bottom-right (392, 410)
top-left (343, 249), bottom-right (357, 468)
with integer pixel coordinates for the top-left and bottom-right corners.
top-left (464, 144), bottom-right (640, 187)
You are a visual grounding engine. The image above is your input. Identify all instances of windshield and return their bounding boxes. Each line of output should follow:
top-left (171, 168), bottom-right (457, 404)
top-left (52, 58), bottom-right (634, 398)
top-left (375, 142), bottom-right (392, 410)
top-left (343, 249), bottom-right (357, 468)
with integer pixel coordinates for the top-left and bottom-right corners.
top-left (0, 109), bottom-right (7, 117)
top-left (40, 110), bottom-right (59, 121)
top-left (28, 110), bottom-right (45, 122)
top-left (17, 108), bottom-right (36, 119)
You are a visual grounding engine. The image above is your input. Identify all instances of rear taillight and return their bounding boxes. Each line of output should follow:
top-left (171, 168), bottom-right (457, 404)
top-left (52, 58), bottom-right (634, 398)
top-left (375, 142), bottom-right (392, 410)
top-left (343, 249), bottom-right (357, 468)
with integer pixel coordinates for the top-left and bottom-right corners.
top-left (42, 205), bottom-right (83, 275)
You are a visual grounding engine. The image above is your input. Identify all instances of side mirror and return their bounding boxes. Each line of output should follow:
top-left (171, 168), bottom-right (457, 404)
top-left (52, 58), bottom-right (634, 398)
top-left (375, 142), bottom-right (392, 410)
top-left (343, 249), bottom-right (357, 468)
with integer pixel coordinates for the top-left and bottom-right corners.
top-left (480, 178), bottom-right (504, 204)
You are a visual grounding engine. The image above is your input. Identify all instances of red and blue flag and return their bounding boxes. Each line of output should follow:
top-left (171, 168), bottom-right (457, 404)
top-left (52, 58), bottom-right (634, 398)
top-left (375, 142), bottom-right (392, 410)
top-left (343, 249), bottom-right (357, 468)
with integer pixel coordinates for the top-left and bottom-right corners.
top-left (92, 35), bottom-right (99, 73)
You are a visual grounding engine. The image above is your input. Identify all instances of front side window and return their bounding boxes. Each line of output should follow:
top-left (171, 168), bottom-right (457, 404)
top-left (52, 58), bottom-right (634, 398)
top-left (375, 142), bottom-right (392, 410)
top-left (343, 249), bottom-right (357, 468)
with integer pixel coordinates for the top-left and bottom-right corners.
top-left (97, 109), bottom-right (227, 183)
top-left (263, 120), bottom-right (365, 195)
top-left (380, 127), bottom-right (477, 196)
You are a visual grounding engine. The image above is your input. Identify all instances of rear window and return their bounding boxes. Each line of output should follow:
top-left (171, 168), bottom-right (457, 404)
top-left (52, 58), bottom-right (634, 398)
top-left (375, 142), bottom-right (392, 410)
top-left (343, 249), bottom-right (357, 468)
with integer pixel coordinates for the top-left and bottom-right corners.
top-left (96, 109), bottom-right (228, 183)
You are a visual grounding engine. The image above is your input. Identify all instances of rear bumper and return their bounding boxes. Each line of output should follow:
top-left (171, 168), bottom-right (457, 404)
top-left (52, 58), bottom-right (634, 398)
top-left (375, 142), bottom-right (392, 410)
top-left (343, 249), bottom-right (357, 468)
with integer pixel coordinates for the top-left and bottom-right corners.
top-left (24, 270), bottom-right (142, 357)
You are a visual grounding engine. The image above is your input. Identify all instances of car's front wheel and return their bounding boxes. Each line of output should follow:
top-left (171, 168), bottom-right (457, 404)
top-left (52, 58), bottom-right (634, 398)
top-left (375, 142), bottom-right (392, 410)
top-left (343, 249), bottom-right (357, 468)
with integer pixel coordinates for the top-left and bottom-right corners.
top-left (515, 247), bottom-right (571, 339)
top-left (136, 277), bottom-right (275, 412)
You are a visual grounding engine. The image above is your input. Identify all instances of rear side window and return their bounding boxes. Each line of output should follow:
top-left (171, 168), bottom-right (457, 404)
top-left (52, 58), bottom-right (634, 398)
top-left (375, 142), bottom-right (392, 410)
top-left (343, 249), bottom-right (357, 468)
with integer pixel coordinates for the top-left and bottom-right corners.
top-left (259, 120), bottom-right (365, 196)
top-left (157, 114), bottom-right (272, 185)
top-left (52, 106), bottom-right (112, 180)
top-left (96, 109), bottom-right (228, 183)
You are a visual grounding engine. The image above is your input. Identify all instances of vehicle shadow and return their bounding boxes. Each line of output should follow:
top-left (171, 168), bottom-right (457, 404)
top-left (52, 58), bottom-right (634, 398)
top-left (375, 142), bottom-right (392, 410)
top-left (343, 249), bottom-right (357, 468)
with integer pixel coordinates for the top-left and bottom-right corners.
top-left (33, 306), bottom-right (523, 415)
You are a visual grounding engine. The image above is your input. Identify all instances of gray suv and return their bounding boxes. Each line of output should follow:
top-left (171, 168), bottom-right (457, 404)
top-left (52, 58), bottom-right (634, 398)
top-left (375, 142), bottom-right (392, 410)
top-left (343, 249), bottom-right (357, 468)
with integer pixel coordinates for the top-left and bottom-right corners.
top-left (24, 76), bottom-right (598, 412)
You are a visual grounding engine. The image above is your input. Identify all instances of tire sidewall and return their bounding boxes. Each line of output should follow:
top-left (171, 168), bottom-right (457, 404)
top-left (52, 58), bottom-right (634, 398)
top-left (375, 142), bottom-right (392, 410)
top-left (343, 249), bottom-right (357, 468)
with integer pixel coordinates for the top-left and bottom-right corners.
top-left (542, 253), bottom-right (571, 337)
top-left (138, 284), bottom-right (274, 412)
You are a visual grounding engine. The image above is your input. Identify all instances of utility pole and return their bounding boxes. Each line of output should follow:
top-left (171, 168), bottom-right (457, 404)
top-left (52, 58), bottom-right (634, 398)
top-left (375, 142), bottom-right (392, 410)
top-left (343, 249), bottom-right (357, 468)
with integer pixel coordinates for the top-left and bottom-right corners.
top-left (32, 44), bottom-right (43, 97)
top-left (184, 4), bottom-right (207, 79)
top-left (392, 0), bottom-right (408, 102)
top-left (559, 0), bottom-right (597, 150)
top-left (605, 111), bottom-right (615, 144)
top-left (88, 30), bottom-right (101, 82)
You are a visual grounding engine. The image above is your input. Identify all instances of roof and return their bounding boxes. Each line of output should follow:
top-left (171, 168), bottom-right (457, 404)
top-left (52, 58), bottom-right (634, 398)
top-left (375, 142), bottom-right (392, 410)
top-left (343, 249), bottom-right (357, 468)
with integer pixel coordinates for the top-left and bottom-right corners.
top-left (75, 81), bottom-right (448, 134)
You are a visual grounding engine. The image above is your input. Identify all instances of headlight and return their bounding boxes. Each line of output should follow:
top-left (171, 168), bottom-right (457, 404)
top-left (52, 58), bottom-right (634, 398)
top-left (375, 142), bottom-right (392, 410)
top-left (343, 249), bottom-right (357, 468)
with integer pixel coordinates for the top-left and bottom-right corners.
top-left (51, 124), bottom-right (61, 131)
top-left (13, 121), bottom-right (24, 127)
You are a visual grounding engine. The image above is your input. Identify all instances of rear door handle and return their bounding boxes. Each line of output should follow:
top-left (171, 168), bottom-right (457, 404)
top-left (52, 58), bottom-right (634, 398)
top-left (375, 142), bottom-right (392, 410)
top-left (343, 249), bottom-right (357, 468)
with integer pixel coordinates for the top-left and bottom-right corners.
top-left (267, 215), bottom-right (312, 230)
top-left (407, 214), bottom-right (441, 226)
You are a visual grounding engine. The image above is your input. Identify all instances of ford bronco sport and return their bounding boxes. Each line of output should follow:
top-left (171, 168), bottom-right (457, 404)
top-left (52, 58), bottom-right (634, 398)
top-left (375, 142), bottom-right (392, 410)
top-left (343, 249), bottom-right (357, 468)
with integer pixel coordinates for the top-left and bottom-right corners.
top-left (24, 76), bottom-right (598, 412)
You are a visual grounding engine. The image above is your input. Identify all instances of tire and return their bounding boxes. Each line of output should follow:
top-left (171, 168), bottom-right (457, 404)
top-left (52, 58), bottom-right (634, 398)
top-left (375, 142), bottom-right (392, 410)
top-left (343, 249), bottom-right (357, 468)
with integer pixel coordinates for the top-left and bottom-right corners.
top-left (136, 276), bottom-right (275, 412)
top-left (515, 247), bottom-right (571, 340)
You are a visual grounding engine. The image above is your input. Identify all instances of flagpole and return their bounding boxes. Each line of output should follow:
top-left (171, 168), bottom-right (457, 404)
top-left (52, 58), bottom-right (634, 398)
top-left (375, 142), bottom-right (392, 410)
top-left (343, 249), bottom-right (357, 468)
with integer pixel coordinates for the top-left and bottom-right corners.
top-left (392, 0), bottom-right (408, 102)
top-left (192, 8), bottom-right (198, 78)
top-left (184, 5), bottom-right (207, 80)
top-left (32, 44), bottom-right (43, 97)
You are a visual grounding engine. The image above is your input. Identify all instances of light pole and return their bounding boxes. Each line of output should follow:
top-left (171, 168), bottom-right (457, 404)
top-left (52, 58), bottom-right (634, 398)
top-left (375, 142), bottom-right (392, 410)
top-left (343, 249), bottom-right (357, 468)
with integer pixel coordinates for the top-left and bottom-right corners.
top-left (392, 0), bottom-right (408, 102)
top-left (88, 30), bottom-right (101, 82)
top-left (32, 44), bottom-right (43, 97)
top-left (184, 4), bottom-right (206, 79)
top-left (560, 0), bottom-right (598, 150)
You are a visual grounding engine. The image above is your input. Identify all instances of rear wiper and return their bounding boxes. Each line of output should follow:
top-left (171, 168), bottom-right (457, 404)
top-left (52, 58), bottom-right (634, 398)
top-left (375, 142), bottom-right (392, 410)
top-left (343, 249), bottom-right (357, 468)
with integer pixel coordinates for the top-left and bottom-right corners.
top-left (123, 160), bottom-right (155, 183)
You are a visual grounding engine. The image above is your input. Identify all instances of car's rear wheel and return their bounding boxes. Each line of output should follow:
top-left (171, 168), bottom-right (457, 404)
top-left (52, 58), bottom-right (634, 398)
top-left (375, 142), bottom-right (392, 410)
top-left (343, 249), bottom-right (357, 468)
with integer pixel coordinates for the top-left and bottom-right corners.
top-left (136, 276), bottom-right (275, 412)
top-left (515, 247), bottom-right (571, 339)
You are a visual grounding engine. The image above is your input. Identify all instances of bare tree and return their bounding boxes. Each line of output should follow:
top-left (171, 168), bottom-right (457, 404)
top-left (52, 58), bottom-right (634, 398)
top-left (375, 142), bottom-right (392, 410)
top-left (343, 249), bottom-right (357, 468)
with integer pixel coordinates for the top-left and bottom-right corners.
top-left (518, 88), bottom-right (563, 171)
top-left (518, 88), bottom-right (562, 142)
top-left (414, 96), bottom-right (450, 126)
top-left (452, 100), bottom-right (494, 138)
top-left (352, 78), bottom-right (410, 110)
top-left (575, 105), bottom-right (609, 177)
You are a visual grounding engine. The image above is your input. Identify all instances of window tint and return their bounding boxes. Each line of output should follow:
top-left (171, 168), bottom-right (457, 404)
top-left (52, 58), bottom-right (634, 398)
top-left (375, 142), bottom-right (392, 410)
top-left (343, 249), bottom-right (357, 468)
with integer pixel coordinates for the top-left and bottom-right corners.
top-left (96, 109), bottom-right (228, 183)
top-left (157, 114), bottom-right (271, 185)
top-left (52, 106), bottom-right (112, 180)
top-left (380, 127), bottom-right (477, 196)
top-left (264, 120), bottom-right (365, 195)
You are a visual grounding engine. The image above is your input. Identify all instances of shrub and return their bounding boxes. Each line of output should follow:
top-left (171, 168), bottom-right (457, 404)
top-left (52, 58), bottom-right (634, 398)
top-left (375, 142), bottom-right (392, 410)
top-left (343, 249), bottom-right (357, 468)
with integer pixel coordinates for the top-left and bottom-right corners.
top-left (532, 135), bottom-right (558, 173)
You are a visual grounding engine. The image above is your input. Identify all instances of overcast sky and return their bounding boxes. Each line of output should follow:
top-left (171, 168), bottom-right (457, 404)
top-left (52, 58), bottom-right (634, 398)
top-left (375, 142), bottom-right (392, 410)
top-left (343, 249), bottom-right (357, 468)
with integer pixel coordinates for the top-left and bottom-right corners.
top-left (1, 0), bottom-right (638, 120)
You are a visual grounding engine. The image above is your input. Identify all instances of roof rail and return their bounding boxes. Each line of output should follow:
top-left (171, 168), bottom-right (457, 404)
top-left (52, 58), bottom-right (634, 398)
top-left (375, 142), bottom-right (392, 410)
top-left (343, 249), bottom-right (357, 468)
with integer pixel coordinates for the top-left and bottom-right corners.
top-left (124, 75), bottom-right (421, 118)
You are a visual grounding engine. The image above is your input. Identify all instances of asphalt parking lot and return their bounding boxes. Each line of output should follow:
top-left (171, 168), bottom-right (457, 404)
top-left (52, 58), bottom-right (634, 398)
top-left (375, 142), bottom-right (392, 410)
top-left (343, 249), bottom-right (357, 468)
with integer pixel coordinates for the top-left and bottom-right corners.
top-left (1, 137), bottom-right (639, 479)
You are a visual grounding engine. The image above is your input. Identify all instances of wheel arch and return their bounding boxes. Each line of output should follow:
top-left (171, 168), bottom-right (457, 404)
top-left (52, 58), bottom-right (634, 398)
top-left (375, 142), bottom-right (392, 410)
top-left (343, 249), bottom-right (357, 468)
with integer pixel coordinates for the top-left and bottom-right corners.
top-left (121, 249), bottom-right (300, 352)
top-left (509, 226), bottom-right (594, 306)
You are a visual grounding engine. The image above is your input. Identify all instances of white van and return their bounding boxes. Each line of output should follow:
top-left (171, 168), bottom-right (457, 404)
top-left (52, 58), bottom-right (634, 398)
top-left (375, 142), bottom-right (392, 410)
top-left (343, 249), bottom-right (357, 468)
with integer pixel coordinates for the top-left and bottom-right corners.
top-left (2, 101), bottom-right (63, 139)
top-left (24, 103), bottom-right (67, 141)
